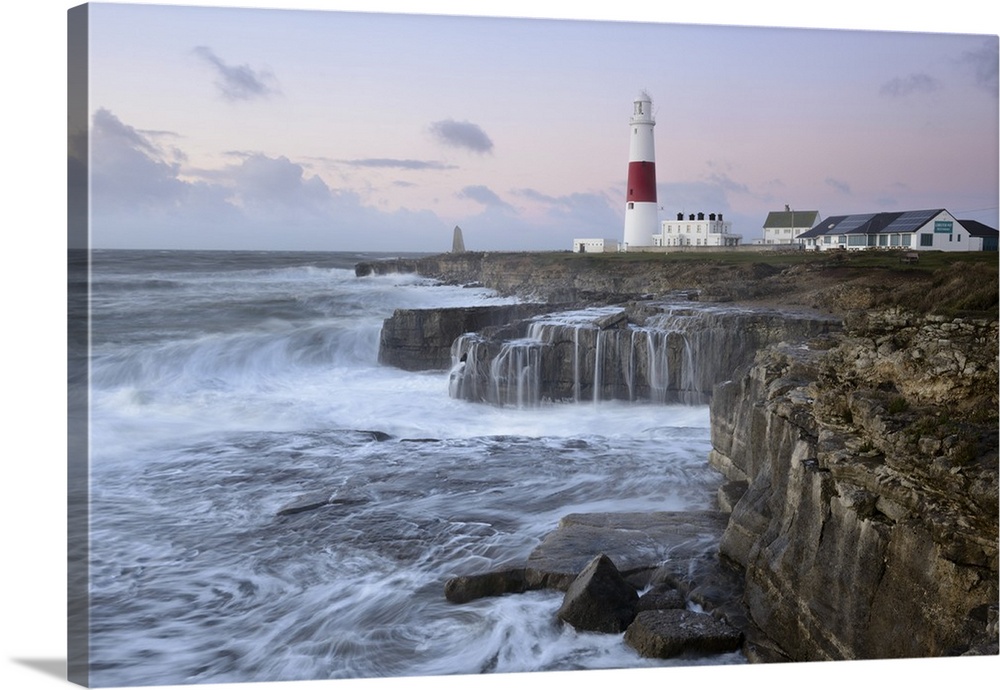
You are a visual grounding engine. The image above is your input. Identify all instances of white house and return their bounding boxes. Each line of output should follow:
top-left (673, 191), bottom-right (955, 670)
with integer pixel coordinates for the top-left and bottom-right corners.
top-left (797, 209), bottom-right (983, 252)
top-left (959, 220), bottom-right (999, 251)
top-left (762, 206), bottom-right (820, 245)
top-left (573, 238), bottom-right (620, 253)
top-left (655, 212), bottom-right (742, 247)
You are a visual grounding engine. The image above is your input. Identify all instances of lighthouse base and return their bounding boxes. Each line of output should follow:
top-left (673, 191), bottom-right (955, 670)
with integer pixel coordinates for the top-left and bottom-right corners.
top-left (623, 202), bottom-right (659, 249)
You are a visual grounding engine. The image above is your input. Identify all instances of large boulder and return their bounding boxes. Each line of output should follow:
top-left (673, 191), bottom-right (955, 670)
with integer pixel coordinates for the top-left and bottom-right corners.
top-left (444, 569), bottom-right (531, 604)
top-left (624, 609), bottom-right (743, 658)
top-left (636, 584), bottom-right (686, 612)
top-left (556, 554), bottom-right (638, 633)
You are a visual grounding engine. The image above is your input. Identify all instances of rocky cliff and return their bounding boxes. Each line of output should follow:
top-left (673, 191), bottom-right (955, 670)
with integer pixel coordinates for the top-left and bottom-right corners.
top-left (355, 249), bottom-right (998, 317)
top-left (377, 303), bottom-right (556, 370)
top-left (710, 311), bottom-right (999, 661)
top-left (356, 251), bottom-right (791, 303)
top-left (446, 301), bottom-right (838, 406)
top-left (359, 250), bottom-right (999, 661)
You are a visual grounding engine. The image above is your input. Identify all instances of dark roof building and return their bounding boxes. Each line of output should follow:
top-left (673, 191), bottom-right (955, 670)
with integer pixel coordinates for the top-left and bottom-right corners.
top-left (798, 209), bottom-right (995, 251)
top-left (958, 219), bottom-right (999, 251)
top-left (761, 206), bottom-right (820, 245)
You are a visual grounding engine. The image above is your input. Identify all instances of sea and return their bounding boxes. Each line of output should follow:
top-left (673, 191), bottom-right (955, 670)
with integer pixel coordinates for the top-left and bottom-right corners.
top-left (75, 249), bottom-right (740, 687)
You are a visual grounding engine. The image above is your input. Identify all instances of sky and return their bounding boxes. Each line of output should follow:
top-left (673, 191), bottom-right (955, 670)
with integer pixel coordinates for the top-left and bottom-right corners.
top-left (74, 1), bottom-right (999, 252)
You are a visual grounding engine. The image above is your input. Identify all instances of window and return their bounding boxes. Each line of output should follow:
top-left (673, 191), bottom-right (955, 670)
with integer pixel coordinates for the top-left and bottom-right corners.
top-left (920, 233), bottom-right (934, 247)
top-left (879, 234), bottom-right (888, 246)
top-left (628, 202), bottom-right (634, 209)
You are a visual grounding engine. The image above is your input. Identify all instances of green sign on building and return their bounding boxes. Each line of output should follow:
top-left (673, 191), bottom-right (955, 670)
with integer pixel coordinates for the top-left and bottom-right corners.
top-left (934, 220), bottom-right (953, 234)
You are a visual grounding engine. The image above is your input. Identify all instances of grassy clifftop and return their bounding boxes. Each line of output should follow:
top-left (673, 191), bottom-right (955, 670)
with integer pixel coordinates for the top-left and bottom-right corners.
top-left (363, 250), bottom-right (998, 319)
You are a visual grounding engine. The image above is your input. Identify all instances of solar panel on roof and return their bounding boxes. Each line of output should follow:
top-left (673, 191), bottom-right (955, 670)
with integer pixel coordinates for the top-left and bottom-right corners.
top-left (832, 214), bottom-right (875, 234)
top-left (883, 210), bottom-right (937, 233)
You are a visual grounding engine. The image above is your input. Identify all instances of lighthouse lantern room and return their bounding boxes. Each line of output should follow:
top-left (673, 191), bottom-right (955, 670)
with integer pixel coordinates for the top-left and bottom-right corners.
top-left (623, 91), bottom-right (658, 249)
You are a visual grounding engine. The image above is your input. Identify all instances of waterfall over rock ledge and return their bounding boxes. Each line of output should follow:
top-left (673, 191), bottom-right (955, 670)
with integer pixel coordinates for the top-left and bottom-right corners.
top-left (443, 301), bottom-right (840, 407)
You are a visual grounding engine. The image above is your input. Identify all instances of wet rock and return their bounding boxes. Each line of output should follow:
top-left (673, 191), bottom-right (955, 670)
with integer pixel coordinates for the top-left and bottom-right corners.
top-left (450, 302), bottom-right (839, 406)
top-left (444, 568), bottom-right (531, 604)
top-left (275, 492), bottom-right (330, 517)
top-left (594, 310), bottom-right (628, 330)
top-left (711, 328), bottom-right (998, 661)
top-left (556, 554), bottom-right (638, 633)
top-left (637, 584), bottom-right (686, 611)
top-left (378, 303), bottom-right (555, 371)
top-left (717, 480), bottom-right (748, 513)
top-left (650, 553), bottom-right (746, 616)
top-left (525, 511), bottom-right (730, 592)
top-left (624, 609), bottom-right (743, 658)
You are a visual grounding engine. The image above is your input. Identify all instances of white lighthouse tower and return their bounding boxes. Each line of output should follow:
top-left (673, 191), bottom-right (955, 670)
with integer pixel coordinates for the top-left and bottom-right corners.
top-left (622, 91), bottom-right (658, 249)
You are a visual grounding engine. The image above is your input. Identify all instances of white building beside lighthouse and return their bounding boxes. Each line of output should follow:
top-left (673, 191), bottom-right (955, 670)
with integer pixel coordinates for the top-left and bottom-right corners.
top-left (623, 91), bottom-right (658, 250)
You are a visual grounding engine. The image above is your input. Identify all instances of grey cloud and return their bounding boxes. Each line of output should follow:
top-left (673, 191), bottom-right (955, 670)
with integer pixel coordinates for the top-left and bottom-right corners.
top-left (344, 158), bottom-right (457, 170)
top-left (825, 177), bottom-right (852, 194)
top-left (879, 73), bottom-right (941, 97)
top-left (429, 120), bottom-right (494, 154)
top-left (94, 107), bottom-right (161, 156)
top-left (90, 108), bottom-right (188, 209)
top-left (193, 46), bottom-right (279, 101)
top-left (513, 188), bottom-right (617, 214)
top-left (88, 109), bottom-right (460, 251)
top-left (231, 154), bottom-right (325, 204)
top-left (458, 185), bottom-right (511, 209)
top-left (706, 172), bottom-right (751, 195)
top-left (960, 39), bottom-right (999, 96)
top-left (512, 188), bottom-right (560, 205)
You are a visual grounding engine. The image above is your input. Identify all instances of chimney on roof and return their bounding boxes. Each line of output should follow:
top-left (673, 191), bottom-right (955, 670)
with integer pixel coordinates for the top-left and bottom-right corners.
top-left (676, 212), bottom-right (683, 221)
top-left (697, 212), bottom-right (705, 221)
top-left (689, 213), bottom-right (695, 221)
top-left (709, 213), bottom-right (716, 221)
top-left (785, 204), bottom-right (790, 212)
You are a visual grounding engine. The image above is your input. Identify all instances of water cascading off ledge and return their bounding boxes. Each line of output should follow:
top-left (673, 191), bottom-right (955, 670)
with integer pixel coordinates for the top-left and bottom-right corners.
top-left (447, 301), bottom-right (841, 408)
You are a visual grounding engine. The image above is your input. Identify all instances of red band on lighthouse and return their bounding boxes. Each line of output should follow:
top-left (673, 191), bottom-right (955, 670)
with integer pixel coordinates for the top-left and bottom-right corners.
top-left (626, 161), bottom-right (657, 203)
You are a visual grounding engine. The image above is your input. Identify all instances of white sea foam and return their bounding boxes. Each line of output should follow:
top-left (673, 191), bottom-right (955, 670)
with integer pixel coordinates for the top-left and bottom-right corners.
top-left (83, 251), bottom-right (735, 686)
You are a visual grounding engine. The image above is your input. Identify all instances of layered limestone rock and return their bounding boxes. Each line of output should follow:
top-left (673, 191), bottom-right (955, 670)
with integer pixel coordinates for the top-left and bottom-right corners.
top-left (376, 303), bottom-right (555, 370)
top-left (447, 301), bottom-right (839, 406)
top-left (364, 254), bottom-right (998, 661)
top-left (710, 310), bottom-right (999, 661)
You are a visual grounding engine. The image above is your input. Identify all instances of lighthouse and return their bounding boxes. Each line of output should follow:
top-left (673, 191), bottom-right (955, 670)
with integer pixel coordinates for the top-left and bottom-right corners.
top-left (622, 91), bottom-right (658, 249)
